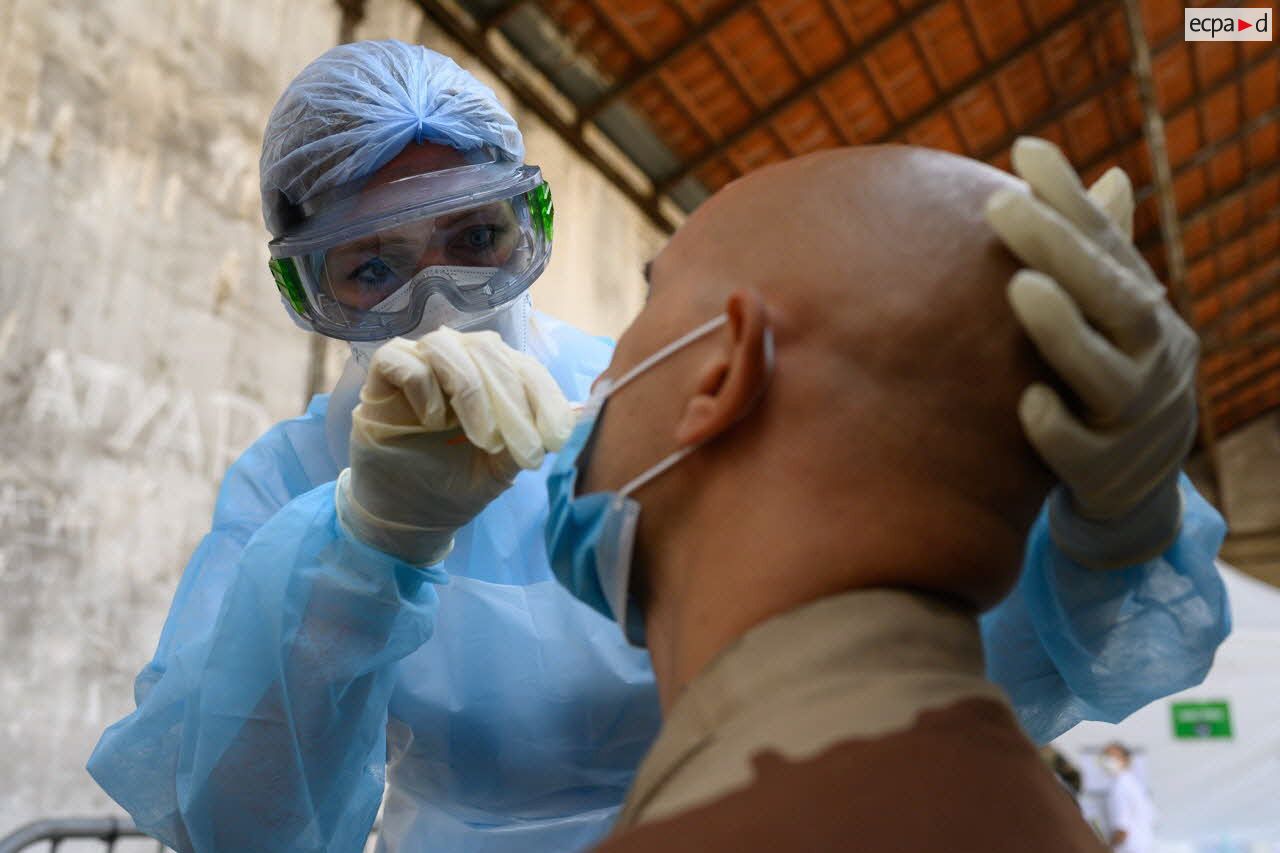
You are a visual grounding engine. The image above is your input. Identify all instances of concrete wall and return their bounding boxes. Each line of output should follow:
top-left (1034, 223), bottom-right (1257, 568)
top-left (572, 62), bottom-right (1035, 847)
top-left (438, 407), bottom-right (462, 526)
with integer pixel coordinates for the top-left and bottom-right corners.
top-left (1185, 411), bottom-right (1280, 589)
top-left (0, 0), bottom-right (658, 836)
top-left (1214, 412), bottom-right (1280, 587)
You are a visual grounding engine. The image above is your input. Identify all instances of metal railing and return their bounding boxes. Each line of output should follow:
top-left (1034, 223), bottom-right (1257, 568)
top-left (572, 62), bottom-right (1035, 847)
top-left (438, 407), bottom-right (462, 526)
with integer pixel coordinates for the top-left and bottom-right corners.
top-left (0, 817), bottom-right (170, 853)
top-left (2, 818), bottom-right (381, 852)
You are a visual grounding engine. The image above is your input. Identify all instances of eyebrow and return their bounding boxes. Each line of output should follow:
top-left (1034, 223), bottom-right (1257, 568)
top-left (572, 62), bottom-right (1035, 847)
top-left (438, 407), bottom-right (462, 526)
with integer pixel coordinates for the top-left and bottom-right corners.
top-left (331, 234), bottom-right (406, 258)
top-left (436, 202), bottom-right (511, 228)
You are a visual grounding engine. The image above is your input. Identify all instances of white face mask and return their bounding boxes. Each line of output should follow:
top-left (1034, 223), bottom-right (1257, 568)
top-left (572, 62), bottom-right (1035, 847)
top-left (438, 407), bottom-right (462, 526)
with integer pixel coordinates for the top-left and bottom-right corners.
top-left (346, 274), bottom-right (526, 368)
top-left (1100, 755), bottom-right (1126, 775)
top-left (324, 293), bottom-right (532, 468)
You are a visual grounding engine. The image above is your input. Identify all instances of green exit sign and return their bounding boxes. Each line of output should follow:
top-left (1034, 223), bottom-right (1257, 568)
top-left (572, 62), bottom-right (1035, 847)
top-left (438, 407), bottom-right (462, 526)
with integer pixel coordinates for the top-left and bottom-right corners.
top-left (1171, 701), bottom-right (1233, 739)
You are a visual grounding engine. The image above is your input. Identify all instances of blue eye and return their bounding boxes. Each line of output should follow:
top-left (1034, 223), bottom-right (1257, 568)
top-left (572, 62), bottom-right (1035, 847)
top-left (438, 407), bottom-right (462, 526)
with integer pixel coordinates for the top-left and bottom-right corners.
top-left (350, 257), bottom-right (397, 288)
top-left (460, 226), bottom-right (497, 251)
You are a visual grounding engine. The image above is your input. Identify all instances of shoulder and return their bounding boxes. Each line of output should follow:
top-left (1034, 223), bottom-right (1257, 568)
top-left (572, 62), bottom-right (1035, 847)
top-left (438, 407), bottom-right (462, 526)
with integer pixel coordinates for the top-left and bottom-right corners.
top-left (528, 311), bottom-right (615, 400)
top-left (601, 699), bottom-right (1104, 853)
top-left (211, 396), bottom-right (332, 535)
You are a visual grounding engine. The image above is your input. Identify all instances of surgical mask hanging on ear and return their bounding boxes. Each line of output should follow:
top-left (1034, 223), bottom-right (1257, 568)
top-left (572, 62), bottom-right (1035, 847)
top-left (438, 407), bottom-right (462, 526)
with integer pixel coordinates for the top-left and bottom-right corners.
top-left (544, 313), bottom-right (774, 647)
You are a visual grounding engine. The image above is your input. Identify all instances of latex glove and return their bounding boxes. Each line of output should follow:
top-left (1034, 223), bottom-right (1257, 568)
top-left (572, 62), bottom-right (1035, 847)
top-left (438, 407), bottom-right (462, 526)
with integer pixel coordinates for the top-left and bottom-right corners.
top-left (985, 137), bottom-right (1199, 569)
top-left (336, 327), bottom-right (576, 564)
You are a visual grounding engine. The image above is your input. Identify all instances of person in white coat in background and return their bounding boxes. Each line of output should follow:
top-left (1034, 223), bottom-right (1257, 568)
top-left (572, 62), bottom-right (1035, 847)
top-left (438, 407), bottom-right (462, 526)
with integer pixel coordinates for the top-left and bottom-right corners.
top-left (1102, 743), bottom-right (1156, 852)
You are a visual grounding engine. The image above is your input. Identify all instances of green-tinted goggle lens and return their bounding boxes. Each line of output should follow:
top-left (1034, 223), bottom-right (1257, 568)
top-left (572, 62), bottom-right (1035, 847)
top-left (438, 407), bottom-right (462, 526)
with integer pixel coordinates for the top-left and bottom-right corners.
top-left (527, 182), bottom-right (554, 243)
top-left (269, 257), bottom-right (308, 317)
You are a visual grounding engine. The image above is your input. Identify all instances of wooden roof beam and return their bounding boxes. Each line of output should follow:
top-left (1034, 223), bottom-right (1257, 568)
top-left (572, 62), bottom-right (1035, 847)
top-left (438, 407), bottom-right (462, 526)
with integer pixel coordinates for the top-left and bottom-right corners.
top-left (996, 22), bottom-right (1276, 187)
top-left (700, 29), bottom-right (799, 157)
top-left (579, 0), bottom-right (730, 153)
top-left (1187, 204), bottom-right (1280, 268)
top-left (657, 0), bottom-right (1110, 196)
top-left (411, 0), bottom-right (678, 232)
top-left (1206, 345), bottom-right (1280, 402)
top-left (1199, 250), bottom-right (1280, 340)
top-left (755, 2), bottom-right (850, 152)
top-left (1181, 159), bottom-right (1280, 272)
top-left (1168, 155), bottom-right (1280, 239)
top-left (1206, 328), bottom-right (1280, 356)
top-left (963, 7), bottom-right (1195, 171)
top-left (576, 0), bottom-right (760, 127)
top-left (581, 0), bottom-right (652, 58)
top-left (1153, 101), bottom-right (1280, 198)
top-left (667, 0), bottom-right (696, 28)
top-left (1187, 30), bottom-right (1225, 286)
top-left (1109, 49), bottom-right (1280, 247)
top-left (819, 0), bottom-right (897, 132)
top-left (476, 0), bottom-right (528, 32)
top-left (1123, 0), bottom-right (1219, 488)
top-left (956, 0), bottom-right (1019, 140)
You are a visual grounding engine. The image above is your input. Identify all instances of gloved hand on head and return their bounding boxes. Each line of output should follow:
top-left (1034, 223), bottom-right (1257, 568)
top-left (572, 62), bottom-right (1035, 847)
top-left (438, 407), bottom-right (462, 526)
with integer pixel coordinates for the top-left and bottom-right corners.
top-left (986, 137), bottom-right (1200, 569)
top-left (336, 326), bottom-right (576, 565)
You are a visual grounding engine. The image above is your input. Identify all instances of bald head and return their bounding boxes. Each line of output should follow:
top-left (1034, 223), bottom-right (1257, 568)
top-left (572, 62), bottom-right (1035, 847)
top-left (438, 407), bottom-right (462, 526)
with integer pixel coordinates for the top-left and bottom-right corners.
top-left (660, 146), bottom-right (1037, 388)
top-left (591, 146), bottom-right (1053, 647)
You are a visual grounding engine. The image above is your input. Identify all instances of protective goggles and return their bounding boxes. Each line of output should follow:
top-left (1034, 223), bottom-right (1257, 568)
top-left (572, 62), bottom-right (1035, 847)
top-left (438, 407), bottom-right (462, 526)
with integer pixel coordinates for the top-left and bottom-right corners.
top-left (268, 159), bottom-right (554, 342)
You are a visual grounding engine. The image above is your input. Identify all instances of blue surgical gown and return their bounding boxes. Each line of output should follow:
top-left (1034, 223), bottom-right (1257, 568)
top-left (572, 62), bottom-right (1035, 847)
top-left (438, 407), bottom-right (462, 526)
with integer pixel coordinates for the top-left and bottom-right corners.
top-left (88, 312), bottom-right (1230, 853)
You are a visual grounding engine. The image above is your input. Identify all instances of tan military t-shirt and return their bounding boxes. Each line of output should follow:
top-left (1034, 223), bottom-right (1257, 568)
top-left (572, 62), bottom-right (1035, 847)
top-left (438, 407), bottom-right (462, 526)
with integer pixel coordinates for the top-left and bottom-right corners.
top-left (598, 588), bottom-right (1104, 852)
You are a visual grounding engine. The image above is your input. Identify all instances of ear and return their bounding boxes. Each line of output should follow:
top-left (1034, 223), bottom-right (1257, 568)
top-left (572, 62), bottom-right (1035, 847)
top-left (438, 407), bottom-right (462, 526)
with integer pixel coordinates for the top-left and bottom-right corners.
top-left (674, 289), bottom-right (771, 447)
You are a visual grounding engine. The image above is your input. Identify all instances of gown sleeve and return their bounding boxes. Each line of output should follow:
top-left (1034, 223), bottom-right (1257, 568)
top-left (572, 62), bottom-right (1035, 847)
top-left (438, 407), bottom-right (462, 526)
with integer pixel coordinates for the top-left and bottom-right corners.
top-left (88, 410), bottom-right (443, 853)
top-left (982, 473), bottom-right (1231, 744)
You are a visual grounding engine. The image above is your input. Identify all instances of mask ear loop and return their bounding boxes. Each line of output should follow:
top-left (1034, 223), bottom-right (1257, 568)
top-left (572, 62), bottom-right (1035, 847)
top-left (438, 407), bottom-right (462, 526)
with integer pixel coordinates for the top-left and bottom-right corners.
top-left (617, 446), bottom-right (697, 501)
top-left (611, 315), bottom-right (728, 392)
top-left (615, 319), bottom-right (775, 502)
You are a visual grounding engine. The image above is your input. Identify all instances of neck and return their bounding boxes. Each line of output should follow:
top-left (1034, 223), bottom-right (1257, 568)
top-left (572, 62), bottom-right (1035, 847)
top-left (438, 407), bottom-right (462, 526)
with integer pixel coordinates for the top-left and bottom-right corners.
top-left (639, 474), bottom-right (864, 713)
top-left (641, 471), bottom-right (1025, 715)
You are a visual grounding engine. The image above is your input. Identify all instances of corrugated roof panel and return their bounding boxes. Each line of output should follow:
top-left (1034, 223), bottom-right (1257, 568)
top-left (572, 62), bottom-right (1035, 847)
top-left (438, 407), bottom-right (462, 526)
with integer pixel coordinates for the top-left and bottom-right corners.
top-left (1063, 98), bottom-right (1116, 162)
top-left (1042, 22), bottom-right (1099, 96)
top-left (1138, 0), bottom-right (1184, 43)
top-left (1208, 144), bottom-right (1247, 192)
top-left (1175, 162), bottom-right (1212, 215)
top-left (762, 0), bottom-right (845, 72)
top-left (996, 54), bottom-right (1054, 126)
top-left (632, 78), bottom-right (704, 156)
top-left (915, 3), bottom-right (985, 85)
top-left (949, 84), bottom-right (1007, 152)
top-left (433, 0), bottom-right (1280, 438)
top-left (826, 66), bottom-right (895, 141)
top-left (905, 109), bottom-right (965, 150)
top-left (777, 98), bottom-right (845, 152)
top-left (965, 0), bottom-right (1029, 56)
top-left (720, 11), bottom-right (802, 105)
top-left (1193, 39), bottom-right (1240, 88)
top-left (1202, 85), bottom-right (1243, 145)
top-left (868, 32), bottom-right (938, 119)
top-left (1220, 235), bottom-right (1252, 280)
top-left (1166, 107), bottom-right (1204, 165)
top-left (1154, 44), bottom-right (1195, 109)
top-left (844, 0), bottom-right (898, 36)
